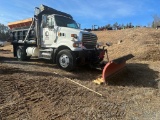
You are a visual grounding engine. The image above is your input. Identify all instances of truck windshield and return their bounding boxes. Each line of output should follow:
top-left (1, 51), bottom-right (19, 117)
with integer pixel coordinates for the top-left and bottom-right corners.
top-left (55, 15), bottom-right (79, 29)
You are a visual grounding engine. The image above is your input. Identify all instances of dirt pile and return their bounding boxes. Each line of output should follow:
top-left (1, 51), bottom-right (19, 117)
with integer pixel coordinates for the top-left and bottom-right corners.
top-left (93, 28), bottom-right (160, 61)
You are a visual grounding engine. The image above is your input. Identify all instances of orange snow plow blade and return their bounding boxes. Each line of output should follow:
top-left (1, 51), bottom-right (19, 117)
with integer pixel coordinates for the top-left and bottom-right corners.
top-left (102, 54), bottom-right (134, 83)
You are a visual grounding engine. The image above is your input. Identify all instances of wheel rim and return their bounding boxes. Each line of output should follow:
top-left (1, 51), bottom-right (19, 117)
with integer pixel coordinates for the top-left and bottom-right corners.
top-left (17, 49), bottom-right (21, 59)
top-left (59, 54), bottom-right (70, 68)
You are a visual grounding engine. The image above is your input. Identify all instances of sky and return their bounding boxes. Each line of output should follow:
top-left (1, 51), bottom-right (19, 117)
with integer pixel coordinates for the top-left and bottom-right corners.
top-left (0, 0), bottom-right (160, 29)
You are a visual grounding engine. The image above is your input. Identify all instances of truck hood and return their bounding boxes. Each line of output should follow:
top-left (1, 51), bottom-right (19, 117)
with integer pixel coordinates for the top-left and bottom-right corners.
top-left (58, 27), bottom-right (97, 41)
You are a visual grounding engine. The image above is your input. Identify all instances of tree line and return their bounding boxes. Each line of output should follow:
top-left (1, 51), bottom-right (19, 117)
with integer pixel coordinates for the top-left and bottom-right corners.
top-left (85, 22), bottom-right (136, 31)
top-left (0, 23), bottom-right (9, 41)
top-left (85, 15), bottom-right (160, 31)
top-left (97, 22), bottom-right (134, 31)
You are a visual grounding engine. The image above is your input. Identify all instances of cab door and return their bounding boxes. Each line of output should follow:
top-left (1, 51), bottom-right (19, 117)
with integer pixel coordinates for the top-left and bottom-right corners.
top-left (41, 15), bottom-right (57, 47)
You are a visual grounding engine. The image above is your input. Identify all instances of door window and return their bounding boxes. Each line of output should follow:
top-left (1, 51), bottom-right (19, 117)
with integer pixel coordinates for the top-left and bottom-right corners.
top-left (48, 17), bottom-right (54, 28)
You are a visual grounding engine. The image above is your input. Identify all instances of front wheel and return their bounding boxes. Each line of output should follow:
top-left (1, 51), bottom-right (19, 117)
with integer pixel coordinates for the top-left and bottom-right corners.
top-left (56, 49), bottom-right (76, 71)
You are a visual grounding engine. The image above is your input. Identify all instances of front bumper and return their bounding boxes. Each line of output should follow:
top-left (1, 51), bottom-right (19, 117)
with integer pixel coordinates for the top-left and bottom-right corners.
top-left (73, 49), bottom-right (104, 65)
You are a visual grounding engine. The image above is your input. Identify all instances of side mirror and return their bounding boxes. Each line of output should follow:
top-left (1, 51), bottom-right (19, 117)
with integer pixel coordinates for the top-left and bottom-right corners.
top-left (34, 7), bottom-right (40, 16)
top-left (42, 15), bottom-right (47, 27)
top-left (77, 23), bottom-right (81, 29)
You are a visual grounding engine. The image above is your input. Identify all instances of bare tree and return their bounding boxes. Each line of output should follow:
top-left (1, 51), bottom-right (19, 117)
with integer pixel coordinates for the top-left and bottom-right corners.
top-left (0, 23), bottom-right (9, 41)
top-left (152, 14), bottom-right (160, 28)
top-left (113, 22), bottom-right (118, 30)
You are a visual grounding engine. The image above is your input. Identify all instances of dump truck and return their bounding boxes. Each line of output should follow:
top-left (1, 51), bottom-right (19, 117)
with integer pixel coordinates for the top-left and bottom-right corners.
top-left (8, 4), bottom-right (134, 83)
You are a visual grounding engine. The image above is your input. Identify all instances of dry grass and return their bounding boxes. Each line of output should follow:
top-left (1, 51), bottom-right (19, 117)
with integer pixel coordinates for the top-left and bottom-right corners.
top-left (93, 28), bottom-right (160, 61)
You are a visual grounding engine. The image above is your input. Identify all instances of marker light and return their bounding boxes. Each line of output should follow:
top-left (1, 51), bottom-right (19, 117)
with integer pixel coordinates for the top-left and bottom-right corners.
top-left (71, 34), bottom-right (77, 39)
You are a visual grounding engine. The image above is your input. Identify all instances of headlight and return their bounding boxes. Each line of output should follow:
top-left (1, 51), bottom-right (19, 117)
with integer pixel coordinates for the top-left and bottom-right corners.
top-left (73, 41), bottom-right (82, 48)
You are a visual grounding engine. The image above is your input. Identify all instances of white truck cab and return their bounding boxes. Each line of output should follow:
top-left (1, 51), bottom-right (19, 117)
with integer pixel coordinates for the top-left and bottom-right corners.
top-left (41, 14), bottom-right (97, 50)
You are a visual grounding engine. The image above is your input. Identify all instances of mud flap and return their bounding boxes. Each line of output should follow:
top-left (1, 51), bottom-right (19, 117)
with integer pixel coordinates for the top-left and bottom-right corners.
top-left (102, 54), bottom-right (134, 83)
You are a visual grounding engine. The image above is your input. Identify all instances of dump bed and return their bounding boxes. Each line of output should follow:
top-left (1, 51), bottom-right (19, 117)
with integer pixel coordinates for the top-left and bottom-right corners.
top-left (8, 18), bottom-right (36, 44)
top-left (8, 18), bottom-right (33, 29)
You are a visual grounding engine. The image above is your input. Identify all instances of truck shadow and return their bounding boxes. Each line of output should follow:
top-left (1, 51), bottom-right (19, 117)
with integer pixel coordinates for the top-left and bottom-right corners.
top-left (0, 56), bottom-right (58, 69)
top-left (64, 63), bottom-right (159, 89)
top-left (0, 56), bottom-right (159, 89)
top-left (106, 63), bottom-right (159, 89)
top-left (0, 56), bottom-right (102, 80)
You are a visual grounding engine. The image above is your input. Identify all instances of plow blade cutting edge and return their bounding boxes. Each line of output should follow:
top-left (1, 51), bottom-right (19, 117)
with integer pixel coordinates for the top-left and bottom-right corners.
top-left (102, 54), bottom-right (134, 83)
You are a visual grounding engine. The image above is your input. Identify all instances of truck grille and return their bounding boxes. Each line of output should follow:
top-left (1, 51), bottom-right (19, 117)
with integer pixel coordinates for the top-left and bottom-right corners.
top-left (82, 33), bottom-right (97, 49)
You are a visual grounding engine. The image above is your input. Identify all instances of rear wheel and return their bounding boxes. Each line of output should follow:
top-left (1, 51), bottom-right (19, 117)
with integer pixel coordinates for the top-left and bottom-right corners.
top-left (17, 46), bottom-right (30, 61)
top-left (56, 49), bottom-right (76, 71)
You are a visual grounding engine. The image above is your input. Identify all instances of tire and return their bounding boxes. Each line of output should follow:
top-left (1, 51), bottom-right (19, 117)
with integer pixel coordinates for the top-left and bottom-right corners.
top-left (16, 46), bottom-right (29, 61)
top-left (56, 49), bottom-right (76, 71)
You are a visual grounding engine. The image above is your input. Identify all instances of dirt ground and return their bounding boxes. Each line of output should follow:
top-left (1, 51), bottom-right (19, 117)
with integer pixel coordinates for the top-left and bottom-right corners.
top-left (0, 28), bottom-right (160, 120)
